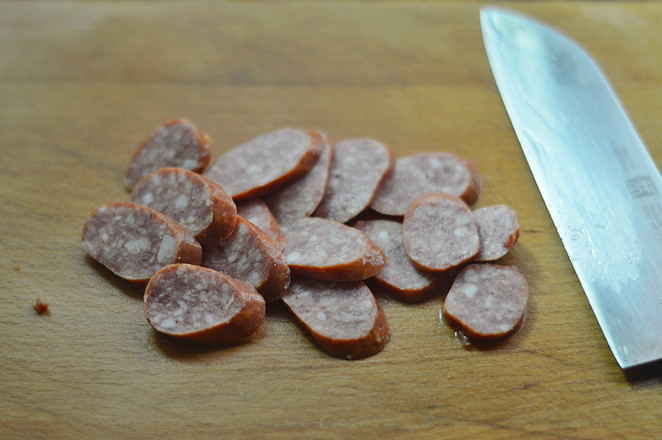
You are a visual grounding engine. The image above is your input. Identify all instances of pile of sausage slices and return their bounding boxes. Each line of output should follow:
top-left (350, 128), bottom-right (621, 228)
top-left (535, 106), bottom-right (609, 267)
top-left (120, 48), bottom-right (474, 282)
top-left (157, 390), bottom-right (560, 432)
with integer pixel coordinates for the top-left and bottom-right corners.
top-left (82, 119), bottom-right (528, 360)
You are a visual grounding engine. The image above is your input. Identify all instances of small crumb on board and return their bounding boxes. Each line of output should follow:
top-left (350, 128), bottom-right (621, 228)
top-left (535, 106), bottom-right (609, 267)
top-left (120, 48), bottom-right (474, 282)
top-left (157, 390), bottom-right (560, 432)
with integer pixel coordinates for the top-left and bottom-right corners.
top-left (33, 298), bottom-right (49, 315)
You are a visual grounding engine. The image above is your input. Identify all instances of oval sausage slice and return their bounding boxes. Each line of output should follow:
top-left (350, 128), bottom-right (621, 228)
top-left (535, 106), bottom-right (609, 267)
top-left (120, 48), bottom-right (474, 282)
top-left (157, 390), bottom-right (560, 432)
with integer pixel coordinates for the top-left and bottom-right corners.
top-left (144, 264), bottom-right (265, 346)
top-left (81, 202), bottom-right (202, 283)
top-left (282, 277), bottom-right (390, 360)
top-left (201, 216), bottom-right (290, 303)
top-left (265, 133), bottom-right (333, 225)
top-left (354, 219), bottom-right (447, 302)
top-left (236, 199), bottom-right (286, 252)
top-left (204, 128), bottom-right (324, 200)
top-left (370, 152), bottom-right (481, 216)
top-left (473, 205), bottom-right (520, 262)
top-left (131, 167), bottom-right (237, 243)
top-left (313, 138), bottom-right (394, 224)
top-left (281, 217), bottom-right (385, 281)
top-left (402, 192), bottom-right (479, 272)
top-left (443, 264), bottom-right (528, 339)
top-left (125, 119), bottom-right (212, 190)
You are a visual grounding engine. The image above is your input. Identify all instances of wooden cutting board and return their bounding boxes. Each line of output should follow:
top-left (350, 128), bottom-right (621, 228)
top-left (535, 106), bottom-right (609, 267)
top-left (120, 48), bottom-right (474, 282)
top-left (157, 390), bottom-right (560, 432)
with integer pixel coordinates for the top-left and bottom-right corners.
top-left (2, 1), bottom-right (661, 438)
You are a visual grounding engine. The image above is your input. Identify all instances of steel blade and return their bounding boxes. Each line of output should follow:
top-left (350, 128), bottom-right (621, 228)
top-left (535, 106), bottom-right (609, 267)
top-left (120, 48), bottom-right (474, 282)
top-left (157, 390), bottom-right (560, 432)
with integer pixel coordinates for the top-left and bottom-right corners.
top-left (481, 6), bottom-right (662, 369)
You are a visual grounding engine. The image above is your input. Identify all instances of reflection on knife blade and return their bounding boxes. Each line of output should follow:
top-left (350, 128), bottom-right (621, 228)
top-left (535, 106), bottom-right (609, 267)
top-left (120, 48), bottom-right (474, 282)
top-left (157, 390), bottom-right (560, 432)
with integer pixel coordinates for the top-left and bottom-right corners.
top-left (481, 6), bottom-right (662, 369)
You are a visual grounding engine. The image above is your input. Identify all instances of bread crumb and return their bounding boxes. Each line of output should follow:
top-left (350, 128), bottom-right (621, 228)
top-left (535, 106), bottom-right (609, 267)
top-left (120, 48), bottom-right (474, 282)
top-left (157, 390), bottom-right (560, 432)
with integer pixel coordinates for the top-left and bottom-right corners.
top-left (33, 298), bottom-right (49, 315)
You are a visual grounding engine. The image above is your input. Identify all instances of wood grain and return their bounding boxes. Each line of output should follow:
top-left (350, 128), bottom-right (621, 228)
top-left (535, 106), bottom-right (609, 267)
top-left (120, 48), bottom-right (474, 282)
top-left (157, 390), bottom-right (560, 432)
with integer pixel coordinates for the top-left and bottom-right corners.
top-left (1, 2), bottom-right (661, 439)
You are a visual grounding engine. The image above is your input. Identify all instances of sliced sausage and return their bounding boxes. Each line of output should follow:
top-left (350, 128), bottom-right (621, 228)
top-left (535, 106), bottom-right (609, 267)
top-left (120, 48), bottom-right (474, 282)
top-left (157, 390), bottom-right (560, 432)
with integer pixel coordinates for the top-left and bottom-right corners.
top-left (370, 152), bottom-right (481, 216)
top-left (313, 138), bottom-right (395, 224)
top-left (402, 192), bottom-right (479, 272)
top-left (131, 167), bottom-right (237, 243)
top-left (204, 128), bottom-right (324, 200)
top-left (473, 205), bottom-right (520, 262)
top-left (265, 133), bottom-right (333, 225)
top-left (281, 277), bottom-right (390, 360)
top-left (354, 219), bottom-right (449, 302)
top-left (201, 216), bottom-right (290, 303)
top-left (443, 264), bottom-right (528, 339)
top-left (81, 202), bottom-right (202, 283)
top-left (236, 199), bottom-right (286, 252)
top-left (144, 264), bottom-right (265, 346)
top-left (125, 119), bottom-right (212, 190)
top-left (281, 217), bottom-right (385, 281)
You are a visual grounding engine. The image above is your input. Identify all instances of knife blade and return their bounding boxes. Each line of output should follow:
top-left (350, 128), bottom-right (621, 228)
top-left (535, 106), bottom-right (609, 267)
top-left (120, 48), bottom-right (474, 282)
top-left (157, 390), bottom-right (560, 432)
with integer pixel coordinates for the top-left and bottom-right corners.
top-left (481, 6), bottom-right (662, 369)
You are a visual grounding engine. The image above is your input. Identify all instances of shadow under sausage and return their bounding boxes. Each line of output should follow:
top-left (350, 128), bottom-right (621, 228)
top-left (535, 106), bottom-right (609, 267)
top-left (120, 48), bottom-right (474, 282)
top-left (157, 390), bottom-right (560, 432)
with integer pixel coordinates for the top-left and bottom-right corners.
top-left (364, 269), bottom-right (457, 305)
top-left (147, 301), bottom-right (287, 361)
top-left (84, 255), bottom-right (145, 301)
top-left (265, 299), bottom-right (292, 320)
top-left (148, 322), bottom-right (268, 361)
top-left (346, 207), bottom-right (403, 226)
top-left (440, 307), bottom-right (527, 352)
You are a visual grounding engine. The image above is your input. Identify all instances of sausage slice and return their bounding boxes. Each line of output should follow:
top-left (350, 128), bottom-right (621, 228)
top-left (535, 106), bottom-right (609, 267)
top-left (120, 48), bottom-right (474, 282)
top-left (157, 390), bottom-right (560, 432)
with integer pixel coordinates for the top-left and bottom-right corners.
top-left (131, 167), bottom-right (237, 243)
top-left (125, 119), bottom-right (212, 189)
top-left (473, 205), bottom-right (520, 262)
top-left (236, 199), bottom-right (286, 252)
top-left (443, 264), bottom-right (528, 339)
top-left (201, 216), bottom-right (290, 303)
top-left (144, 264), bottom-right (265, 346)
top-left (402, 192), bottom-right (479, 272)
top-left (265, 133), bottom-right (333, 225)
top-left (81, 202), bottom-right (202, 283)
top-left (370, 152), bottom-right (481, 216)
top-left (313, 138), bottom-right (395, 224)
top-left (282, 277), bottom-right (390, 360)
top-left (354, 219), bottom-right (447, 302)
top-left (281, 217), bottom-right (385, 281)
top-left (204, 128), bottom-right (324, 200)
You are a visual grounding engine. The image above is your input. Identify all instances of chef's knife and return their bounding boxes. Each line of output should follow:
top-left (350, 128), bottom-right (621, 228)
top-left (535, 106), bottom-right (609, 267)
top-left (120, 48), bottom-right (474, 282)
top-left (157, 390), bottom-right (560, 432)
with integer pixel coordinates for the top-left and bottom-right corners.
top-left (481, 7), bottom-right (662, 369)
